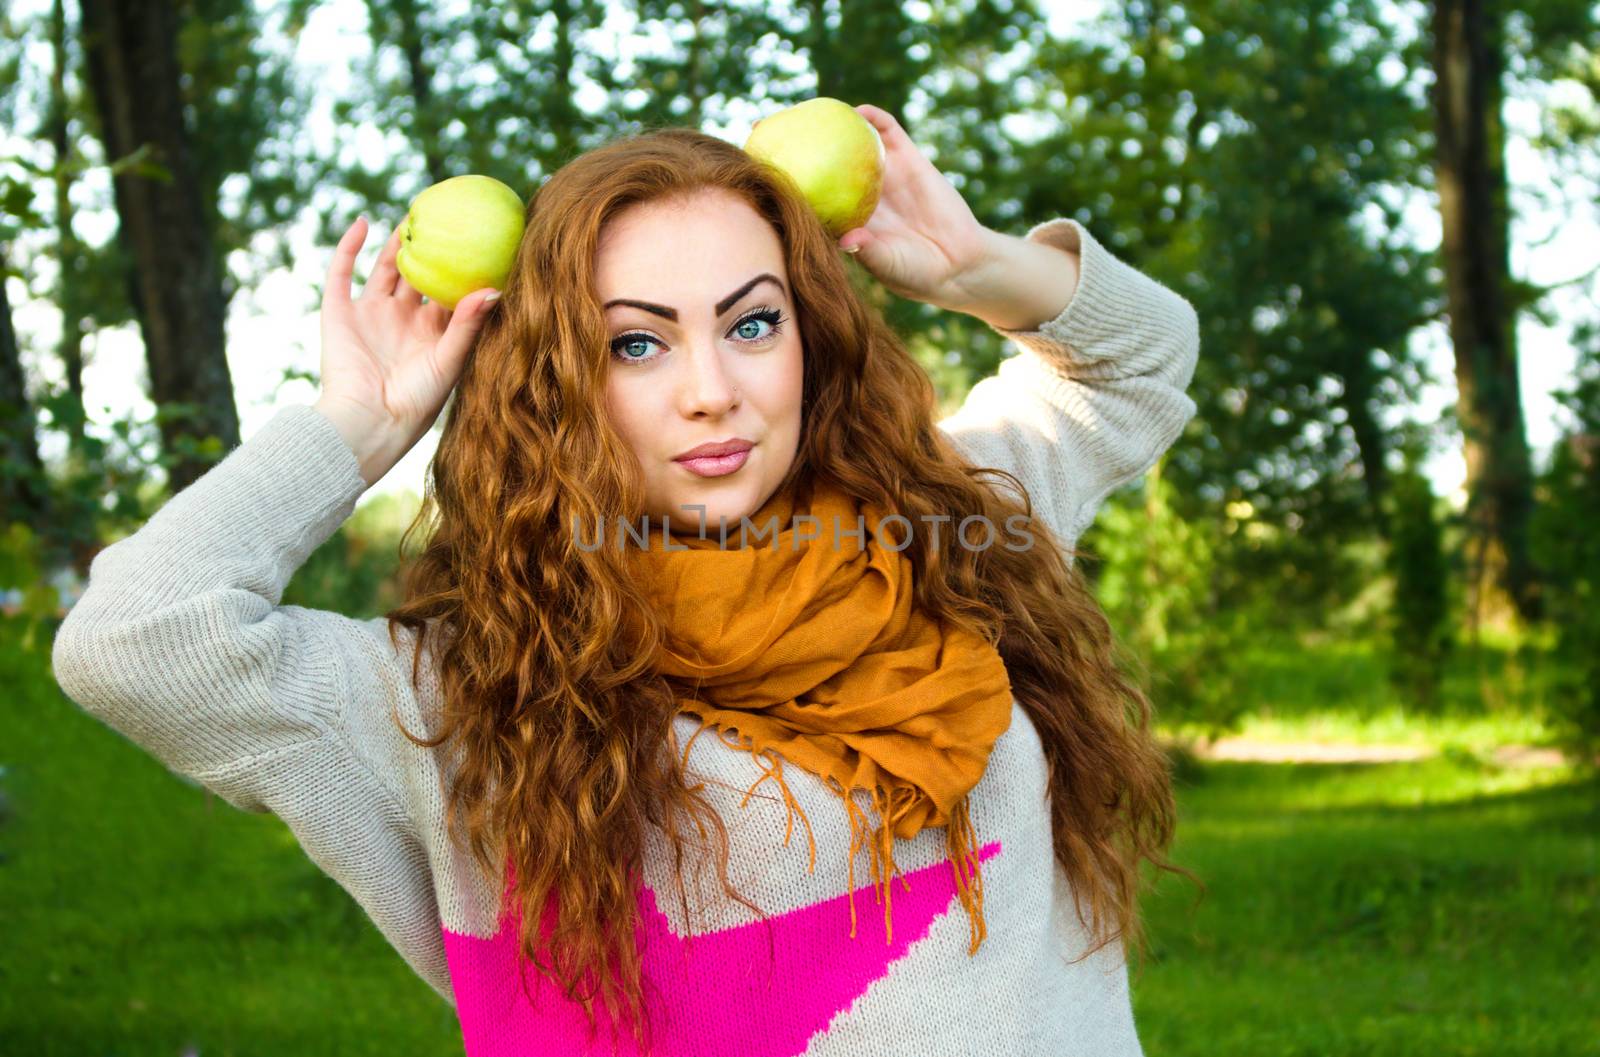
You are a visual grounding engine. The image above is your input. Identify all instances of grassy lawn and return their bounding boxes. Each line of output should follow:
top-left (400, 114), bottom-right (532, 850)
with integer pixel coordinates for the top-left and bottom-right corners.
top-left (1135, 753), bottom-right (1599, 1056)
top-left (1161, 630), bottom-right (1567, 751)
top-left (4, 613), bottom-right (1597, 1054)
top-left (1, 616), bottom-right (462, 1056)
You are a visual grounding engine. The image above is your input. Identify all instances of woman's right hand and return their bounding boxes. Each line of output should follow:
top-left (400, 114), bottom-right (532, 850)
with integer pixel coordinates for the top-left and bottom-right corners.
top-left (314, 215), bottom-right (501, 486)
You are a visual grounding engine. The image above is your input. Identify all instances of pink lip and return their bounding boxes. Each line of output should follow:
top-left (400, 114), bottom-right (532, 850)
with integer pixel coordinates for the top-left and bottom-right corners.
top-left (675, 448), bottom-right (751, 477)
top-left (675, 438), bottom-right (754, 460)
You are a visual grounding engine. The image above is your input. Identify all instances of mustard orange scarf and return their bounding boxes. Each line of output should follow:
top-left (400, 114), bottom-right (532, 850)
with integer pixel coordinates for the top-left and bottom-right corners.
top-left (628, 473), bottom-right (1014, 953)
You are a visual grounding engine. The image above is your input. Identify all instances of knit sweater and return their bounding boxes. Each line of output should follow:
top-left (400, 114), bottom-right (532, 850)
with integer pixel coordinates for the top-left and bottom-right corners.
top-left (50, 216), bottom-right (1199, 1057)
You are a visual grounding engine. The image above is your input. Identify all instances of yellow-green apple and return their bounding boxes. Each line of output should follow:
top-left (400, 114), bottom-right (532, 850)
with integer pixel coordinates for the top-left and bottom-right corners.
top-left (743, 97), bottom-right (884, 238)
top-left (395, 174), bottom-right (525, 310)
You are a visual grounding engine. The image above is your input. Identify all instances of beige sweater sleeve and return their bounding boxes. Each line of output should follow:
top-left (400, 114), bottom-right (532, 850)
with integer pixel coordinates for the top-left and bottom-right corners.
top-left (48, 403), bottom-right (457, 1005)
top-left (937, 217), bottom-right (1200, 553)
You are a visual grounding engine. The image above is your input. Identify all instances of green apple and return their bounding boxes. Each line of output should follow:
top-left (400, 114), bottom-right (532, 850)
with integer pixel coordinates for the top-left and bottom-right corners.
top-left (743, 97), bottom-right (884, 238)
top-left (395, 174), bottom-right (525, 310)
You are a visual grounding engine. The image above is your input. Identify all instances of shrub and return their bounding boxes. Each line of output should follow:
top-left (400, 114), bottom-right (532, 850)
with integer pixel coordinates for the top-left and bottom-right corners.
top-left (1080, 457), bottom-right (1251, 736)
top-left (1384, 449), bottom-right (1453, 712)
top-left (1529, 329), bottom-right (1600, 765)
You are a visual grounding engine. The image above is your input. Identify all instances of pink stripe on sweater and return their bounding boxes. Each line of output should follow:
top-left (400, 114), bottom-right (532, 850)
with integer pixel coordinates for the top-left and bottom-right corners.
top-left (442, 840), bottom-right (1002, 1056)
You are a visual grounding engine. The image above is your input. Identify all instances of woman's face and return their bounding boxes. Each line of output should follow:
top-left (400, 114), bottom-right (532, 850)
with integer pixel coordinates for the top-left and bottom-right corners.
top-left (597, 190), bottom-right (805, 532)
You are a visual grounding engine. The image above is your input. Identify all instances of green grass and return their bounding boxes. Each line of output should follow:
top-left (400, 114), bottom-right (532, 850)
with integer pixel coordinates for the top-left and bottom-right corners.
top-left (1134, 754), bottom-right (1600, 1056)
top-left (1159, 631), bottom-right (1567, 751)
top-left (1212, 708), bottom-right (1554, 750)
top-left (0, 616), bottom-right (461, 1055)
top-left (5, 613), bottom-right (1598, 1054)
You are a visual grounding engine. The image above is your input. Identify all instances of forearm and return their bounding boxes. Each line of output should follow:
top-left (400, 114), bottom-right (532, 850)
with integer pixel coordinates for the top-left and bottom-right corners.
top-left (943, 225), bottom-right (1082, 332)
top-left (935, 214), bottom-right (1201, 549)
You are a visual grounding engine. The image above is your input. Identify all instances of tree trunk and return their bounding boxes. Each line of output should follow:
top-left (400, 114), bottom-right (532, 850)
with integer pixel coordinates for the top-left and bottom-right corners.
top-left (50, 0), bottom-right (88, 455)
top-left (1339, 366), bottom-right (1390, 536)
top-left (808, 0), bottom-right (917, 105)
top-left (79, 0), bottom-right (239, 494)
top-left (680, 0), bottom-right (706, 130)
top-left (0, 245), bottom-right (50, 528)
top-left (1430, 0), bottom-right (1540, 628)
top-left (549, 0), bottom-right (581, 164)
top-left (385, 0), bottom-right (447, 184)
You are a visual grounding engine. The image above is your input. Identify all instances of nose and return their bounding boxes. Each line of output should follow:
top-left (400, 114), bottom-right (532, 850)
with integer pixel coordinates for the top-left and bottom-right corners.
top-left (675, 337), bottom-right (739, 418)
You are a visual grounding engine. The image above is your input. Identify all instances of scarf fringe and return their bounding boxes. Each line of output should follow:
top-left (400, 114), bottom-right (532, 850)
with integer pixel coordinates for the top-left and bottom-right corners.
top-left (947, 794), bottom-right (988, 955)
top-left (740, 743), bottom-right (819, 874)
top-left (693, 717), bottom-right (990, 957)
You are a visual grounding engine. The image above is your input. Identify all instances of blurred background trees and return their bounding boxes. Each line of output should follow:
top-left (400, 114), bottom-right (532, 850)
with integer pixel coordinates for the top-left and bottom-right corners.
top-left (3, 0), bottom-right (1598, 752)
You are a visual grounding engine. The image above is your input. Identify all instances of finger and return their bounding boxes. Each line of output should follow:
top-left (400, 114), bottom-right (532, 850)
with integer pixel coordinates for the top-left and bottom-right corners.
top-left (433, 288), bottom-right (501, 377)
top-left (324, 216), bottom-right (368, 308)
top-left (395, 273), bottom-right (424, 306)
top-left (853, 104), bottom-right (909, 152)
top-left (838, 227), bottom-right (894, 282)
top-left (419, 299), bottom-right (452, 334)
top-left (364, 224), bottom-right (405, 299)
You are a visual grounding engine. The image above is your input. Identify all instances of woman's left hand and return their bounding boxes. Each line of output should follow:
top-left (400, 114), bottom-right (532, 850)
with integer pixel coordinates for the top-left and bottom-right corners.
top-left (837, 104), bottom-right (996, 311)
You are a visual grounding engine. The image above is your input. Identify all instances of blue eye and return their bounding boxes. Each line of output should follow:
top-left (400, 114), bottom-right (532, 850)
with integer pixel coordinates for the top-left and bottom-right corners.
top-left (608, 306), bottom-right (787, 365)
top-left (733, 307), bottom-right (785, 341)
top-left (613, 336), bottom-right (656, 362)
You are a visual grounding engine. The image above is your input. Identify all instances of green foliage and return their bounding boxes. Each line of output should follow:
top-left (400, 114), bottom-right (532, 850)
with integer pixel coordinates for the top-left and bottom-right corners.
top-left (176, 0), bottom-right (321, 302)
top-left (1034, 0), bottom-right (1440, 557)
top-left (1, 380), bottom-right (165, 576)
top-left (1529, 328), bottom-right (1600, 764)
top-left (0, 523), bottom-right (62, 652)
top-left (1384, 452), bottom-right (1453, 712)
top-left (1082, 459), bottom-right (1252, 735)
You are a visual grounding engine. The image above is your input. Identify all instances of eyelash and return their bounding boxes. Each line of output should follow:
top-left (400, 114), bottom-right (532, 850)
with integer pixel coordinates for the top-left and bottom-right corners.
top-left (609, 305), bottom-right (787, 365)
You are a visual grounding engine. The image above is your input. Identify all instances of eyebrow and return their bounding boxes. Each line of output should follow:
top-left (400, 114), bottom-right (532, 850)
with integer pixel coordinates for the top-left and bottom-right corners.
top-left (602, 273), bottom-right (787, 322)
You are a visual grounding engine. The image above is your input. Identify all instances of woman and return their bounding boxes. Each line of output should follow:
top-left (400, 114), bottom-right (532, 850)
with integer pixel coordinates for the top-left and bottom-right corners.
top-left (53, 105), bottom-right (1200, 1055)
